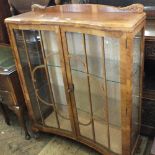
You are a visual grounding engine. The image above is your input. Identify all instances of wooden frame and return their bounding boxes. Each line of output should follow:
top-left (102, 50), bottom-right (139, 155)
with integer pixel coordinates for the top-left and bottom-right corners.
top-left (5, 4), bottom-right (146, 155)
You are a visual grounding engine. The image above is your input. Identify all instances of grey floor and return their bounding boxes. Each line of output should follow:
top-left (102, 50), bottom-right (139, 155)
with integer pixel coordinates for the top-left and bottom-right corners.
top-left (0, 109), bottom-right (152, 155)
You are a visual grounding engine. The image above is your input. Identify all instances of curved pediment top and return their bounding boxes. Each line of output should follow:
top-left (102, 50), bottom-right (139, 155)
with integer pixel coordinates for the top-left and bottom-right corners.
top-left (31, 4), bottom-right (144, 14)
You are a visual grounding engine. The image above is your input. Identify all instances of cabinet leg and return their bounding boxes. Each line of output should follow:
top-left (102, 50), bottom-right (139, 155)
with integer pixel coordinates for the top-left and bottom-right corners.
top-left (25, 132), bottom-right (31, 140)
top-left (33, 131), bottom-right (40, 139)
top-left (15, 106), bottom-right (31, 140)
top-left (31, 126), bottom-right (40, 139)
top-left (0, 102), bottom-right (10, 125)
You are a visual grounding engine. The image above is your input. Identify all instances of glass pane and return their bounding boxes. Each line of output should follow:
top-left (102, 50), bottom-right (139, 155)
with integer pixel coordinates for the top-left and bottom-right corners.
top-left (66, 32), bottom-right (93, 139)
top-left (72, 70), bottom-right (93, 139)
top-left (41, 31), bottom-right (71, 131)
top-left (90, 76), bottom-right (106, 120)
top-left (66, 32), bottom-right (86, 72)
top-left (41, 31), bottom-right (61, 67)
top-left (14, 29), bottom-right (44, 124)
top-left (94, 120), bottom-right (108, 147)
top-left (104, 37), bottom-right (122, 153)
top-left (22, 30), bottom-right (57, 128)
top-left (104, 37), bottom-right (120, 82)
top-left (85, 34), bottom-right (104, 78)
top-left (86, 34), bottom-right (108, 147)
top-left (66, 32), bottom-right (108, 146)
top-left (79, 111), bottom-right (93, 140)
top-left (132, 32), bottom-right (141, 148)
top-left (109, 126), bottom-right (122, 154)
top-left (107, 81), bottom-right (121, 127)
top-left (89, 75), bottom-right (108, 147)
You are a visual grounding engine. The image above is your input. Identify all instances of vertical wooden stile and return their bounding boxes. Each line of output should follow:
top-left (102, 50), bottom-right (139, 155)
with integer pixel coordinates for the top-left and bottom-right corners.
top-left (121, 33), bottom-right (133, 155)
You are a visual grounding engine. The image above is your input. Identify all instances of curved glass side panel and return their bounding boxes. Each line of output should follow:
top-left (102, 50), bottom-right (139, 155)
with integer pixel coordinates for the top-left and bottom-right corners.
top-left (132, 31), bottom-right (142, 148)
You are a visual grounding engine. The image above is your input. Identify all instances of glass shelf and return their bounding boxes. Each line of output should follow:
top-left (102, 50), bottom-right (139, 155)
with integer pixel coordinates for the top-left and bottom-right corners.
top-left (70, 67), bottom-right (121, 84)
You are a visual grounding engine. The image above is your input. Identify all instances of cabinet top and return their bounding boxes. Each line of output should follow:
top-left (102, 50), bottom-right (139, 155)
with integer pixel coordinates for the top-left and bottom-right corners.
top-left (5, 4), bottom-right (146, 32)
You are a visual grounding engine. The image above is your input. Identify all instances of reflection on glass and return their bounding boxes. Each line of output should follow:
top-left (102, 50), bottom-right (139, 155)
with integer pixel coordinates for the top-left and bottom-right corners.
top-left (104, 37), bottom-right (120, 82)
top-left (78, 110), bottom-right (93, 139)
top-left (94, 119), bottom-right (108, 147)
top-left (89, 76), bottom-right (106, 121)
top-left (66, 32), bottom-right (108, 146)
top-left (90, 75), bottom-right (108, 147)
top-left (85, 35), bottom-right (104, 78)
top-left (22, 30), bottom-right (56, 128)
top-left (107, 81), bottom-right (121, 127)
top-left (67, 32), bottom-right (94, 140)
top-left (72, 70), bottom-right (90, 112)
top-left (66, 32), bottom-right (85, 72)
top-left (109, 126), bottom-right (122, 154)
top-left (14, 29), bottom-right (44, 124)
top-left (132, 32), bottom-right (141, 148)
top-left (42, 31), bottom-right (71, 131)
top-left (41, 31), bottom-right (61, 67)
top-left (104, 36), bottom-right (121, 154)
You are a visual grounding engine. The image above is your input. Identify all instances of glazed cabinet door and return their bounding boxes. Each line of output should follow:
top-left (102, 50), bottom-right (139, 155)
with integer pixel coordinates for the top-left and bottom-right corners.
top-left (10, 26), bottom-right (75, 136)
top-left (61, 27), bottom-right (122, 154)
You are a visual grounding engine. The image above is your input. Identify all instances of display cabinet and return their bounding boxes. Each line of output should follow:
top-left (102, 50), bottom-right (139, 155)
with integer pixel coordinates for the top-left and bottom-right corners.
top-left (5, 4), bottom-right (145, 155)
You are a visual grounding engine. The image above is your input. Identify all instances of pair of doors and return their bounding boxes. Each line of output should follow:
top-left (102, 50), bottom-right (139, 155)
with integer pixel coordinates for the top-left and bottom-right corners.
top-left (12, 25), bottom-right (123, 154)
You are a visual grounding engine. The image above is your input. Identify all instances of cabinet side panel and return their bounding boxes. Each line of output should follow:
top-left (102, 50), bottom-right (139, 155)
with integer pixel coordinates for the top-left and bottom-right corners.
top-left (132, 30), bottom-right (143, 150)
top-left (13, 29), bottom-right (43, 122)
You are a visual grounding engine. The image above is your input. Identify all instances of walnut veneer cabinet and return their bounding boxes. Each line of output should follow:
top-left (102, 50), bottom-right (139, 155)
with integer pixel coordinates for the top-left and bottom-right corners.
top-left (5, 4), bottom-right (146, 155)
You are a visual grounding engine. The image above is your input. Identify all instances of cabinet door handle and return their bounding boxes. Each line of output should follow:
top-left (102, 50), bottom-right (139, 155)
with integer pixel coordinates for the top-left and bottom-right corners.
top-left (68, 84), bottom-right (74, 93)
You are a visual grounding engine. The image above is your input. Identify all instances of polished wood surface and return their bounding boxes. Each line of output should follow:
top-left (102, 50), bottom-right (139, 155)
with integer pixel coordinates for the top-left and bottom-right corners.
top-left (5, 4), bottom-right (145, 32)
